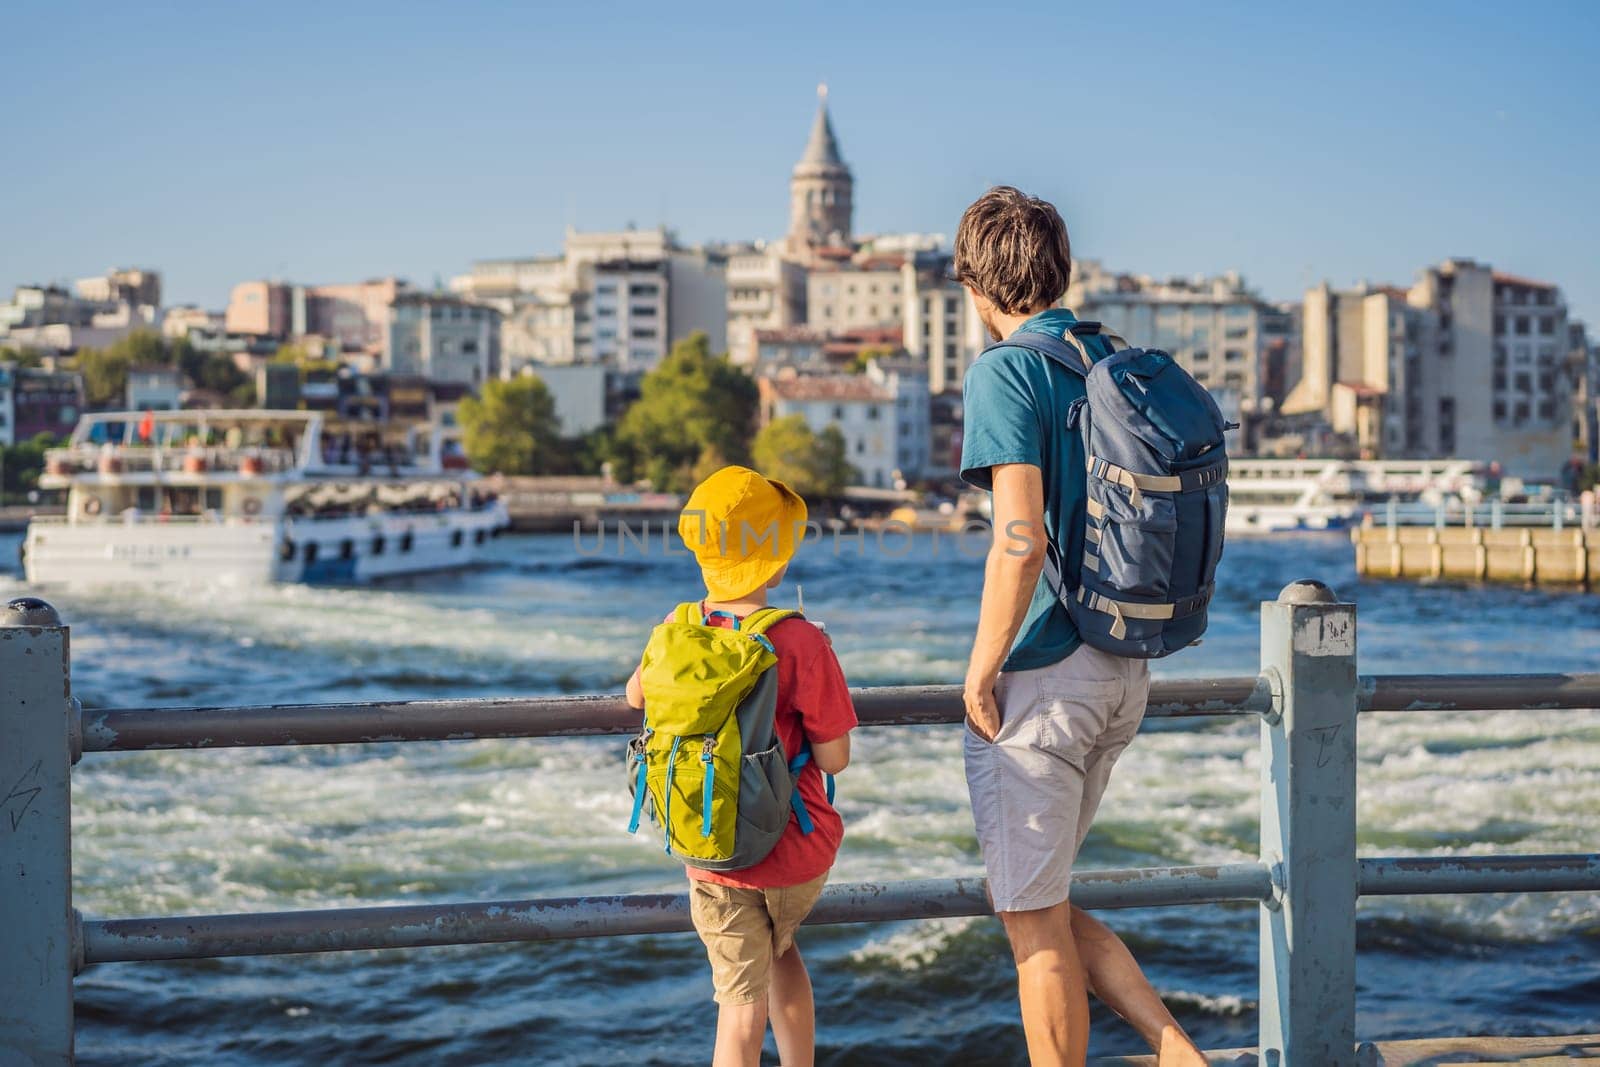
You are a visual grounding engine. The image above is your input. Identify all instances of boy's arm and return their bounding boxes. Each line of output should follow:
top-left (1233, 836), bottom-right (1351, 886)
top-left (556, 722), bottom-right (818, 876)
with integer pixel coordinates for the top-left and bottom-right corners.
top-left (811, 733), bottom-right (850, 774)
top-left (625, 665), bottom-right (644, 710)
top-left (797, 632), bottom-right (857, 773)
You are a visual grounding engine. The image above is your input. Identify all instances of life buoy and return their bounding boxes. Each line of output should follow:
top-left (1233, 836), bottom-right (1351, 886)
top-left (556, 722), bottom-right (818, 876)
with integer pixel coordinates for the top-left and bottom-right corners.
top-left (82, 496), bottom-right (103, 516)
top-left (242, 497), bottom-right (262, 516)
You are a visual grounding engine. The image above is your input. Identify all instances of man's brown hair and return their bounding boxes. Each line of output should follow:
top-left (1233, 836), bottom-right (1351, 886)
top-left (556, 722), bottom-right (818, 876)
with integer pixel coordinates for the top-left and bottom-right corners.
top-left (953, 186), bottom-right (1072, 314)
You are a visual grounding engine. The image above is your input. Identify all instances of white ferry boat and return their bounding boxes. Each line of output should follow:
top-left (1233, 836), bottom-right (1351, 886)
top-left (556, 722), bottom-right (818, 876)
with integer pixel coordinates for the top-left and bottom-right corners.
top-left (25, 409), bottom-right (509, 586)
top-left (1226, 459), bottom-right (1480, 534)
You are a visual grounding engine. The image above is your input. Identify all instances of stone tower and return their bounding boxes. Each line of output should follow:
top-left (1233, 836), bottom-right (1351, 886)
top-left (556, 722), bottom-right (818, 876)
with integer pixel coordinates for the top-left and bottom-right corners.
top-left (787, 84), bottom-right (853, 256)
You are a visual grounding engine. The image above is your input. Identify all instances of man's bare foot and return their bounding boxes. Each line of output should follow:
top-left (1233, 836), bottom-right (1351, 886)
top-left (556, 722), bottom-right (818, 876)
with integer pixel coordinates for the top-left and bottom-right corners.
top-left (1156, 1025), bottom-right (1208, 1067)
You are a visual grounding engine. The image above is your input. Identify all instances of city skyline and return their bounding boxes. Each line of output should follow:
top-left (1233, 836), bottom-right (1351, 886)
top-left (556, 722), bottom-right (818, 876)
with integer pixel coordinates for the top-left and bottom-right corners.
top-left (4, 2), bottom-right (1598, 322)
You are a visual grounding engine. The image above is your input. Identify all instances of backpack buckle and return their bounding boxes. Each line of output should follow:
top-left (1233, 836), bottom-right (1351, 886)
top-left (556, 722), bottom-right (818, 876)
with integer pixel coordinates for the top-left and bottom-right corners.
top-left (1065, 396), bottom-right (1088, 431)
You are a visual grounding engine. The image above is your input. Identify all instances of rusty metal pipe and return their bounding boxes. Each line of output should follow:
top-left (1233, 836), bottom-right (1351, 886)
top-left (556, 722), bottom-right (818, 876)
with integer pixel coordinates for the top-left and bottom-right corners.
top-left (1357, 854), bottom-right (1600, 895)
top-left (79, 862), bottom-right (1274, 966)
top-left (78, 677), bottom-right (1270, 753)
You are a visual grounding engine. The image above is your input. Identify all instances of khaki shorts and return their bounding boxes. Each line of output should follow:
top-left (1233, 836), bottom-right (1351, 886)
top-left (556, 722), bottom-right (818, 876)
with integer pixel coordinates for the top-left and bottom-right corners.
top-left (964, 643), bottom-right (1150, 913)
top-left (688, 872), bottom-right (829, 1005)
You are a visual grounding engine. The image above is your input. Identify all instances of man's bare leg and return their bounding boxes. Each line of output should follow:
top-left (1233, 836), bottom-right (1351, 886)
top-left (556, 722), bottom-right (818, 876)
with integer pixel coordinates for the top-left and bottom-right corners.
top-left (1070, 906), bottom-right (1207, 1066)
top-left (999, 900), bottom-right (1091, 1066)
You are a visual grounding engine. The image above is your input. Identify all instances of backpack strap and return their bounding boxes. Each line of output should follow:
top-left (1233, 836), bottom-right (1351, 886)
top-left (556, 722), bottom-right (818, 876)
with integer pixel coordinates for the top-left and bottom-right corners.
top-left (741, 607), bottom-right (799, 637)
top-left (981, 321), bottom-right (1126, 378)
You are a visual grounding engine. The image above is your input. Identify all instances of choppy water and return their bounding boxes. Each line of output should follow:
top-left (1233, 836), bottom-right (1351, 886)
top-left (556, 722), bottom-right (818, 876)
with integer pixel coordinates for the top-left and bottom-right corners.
top-left (2, 529), bottom-right (1597, 1065)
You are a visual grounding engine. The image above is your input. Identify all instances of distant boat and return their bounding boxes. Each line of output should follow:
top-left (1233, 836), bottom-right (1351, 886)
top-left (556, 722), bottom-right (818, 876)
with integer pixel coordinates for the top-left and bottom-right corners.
top-left (25, 409), bottom-right (509, 586)
top-left (1225, 459), bottom-right (1482, 534)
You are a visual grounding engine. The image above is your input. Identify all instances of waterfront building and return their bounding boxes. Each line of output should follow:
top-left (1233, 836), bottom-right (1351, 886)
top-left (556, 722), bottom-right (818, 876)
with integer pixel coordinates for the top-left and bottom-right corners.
top-left (806, 262), bottom-right (903, 334)
top-left (757, 359), bottom-right (929, 488)
top-left (0, 362), bottom-right (84, 444)
top-left (1569, 321), bottom-right (1597, 466)
top-left (385, 293), bottom-right (501, 387)
top-left (1285, 260), bottom-right (1578, 481)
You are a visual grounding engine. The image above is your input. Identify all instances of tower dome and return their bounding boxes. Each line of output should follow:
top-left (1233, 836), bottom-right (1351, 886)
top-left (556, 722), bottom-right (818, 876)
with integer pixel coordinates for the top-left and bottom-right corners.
top-left (788, 84), bottom-right (853, 256)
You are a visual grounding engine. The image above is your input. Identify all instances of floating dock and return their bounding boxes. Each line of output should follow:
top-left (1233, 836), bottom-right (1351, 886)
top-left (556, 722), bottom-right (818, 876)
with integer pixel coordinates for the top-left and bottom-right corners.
top-left (1353, 522), bottom-right (1600, 586)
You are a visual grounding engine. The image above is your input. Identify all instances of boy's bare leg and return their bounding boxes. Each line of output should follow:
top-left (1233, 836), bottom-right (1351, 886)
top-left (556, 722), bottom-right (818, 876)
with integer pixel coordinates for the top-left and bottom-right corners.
top-left (768, 944), bottom-right (816, 1067)
top-left (713, 998), bottom-right (769, 1067)
top-left (1069, 907), bottom-right (1207, 1066)
top-left (999, 899), bottom-right (1091, 1066)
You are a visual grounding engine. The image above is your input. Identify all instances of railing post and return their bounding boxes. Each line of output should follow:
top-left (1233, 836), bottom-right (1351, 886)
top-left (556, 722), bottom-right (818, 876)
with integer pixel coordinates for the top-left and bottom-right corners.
top-left (1258, 580), bottom-right (1358, 1066)
top-left (0, 597), bottom-right (77, 1066)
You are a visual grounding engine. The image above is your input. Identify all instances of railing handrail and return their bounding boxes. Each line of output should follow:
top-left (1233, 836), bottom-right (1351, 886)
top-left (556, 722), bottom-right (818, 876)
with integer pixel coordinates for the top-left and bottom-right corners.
top-left (77, 672), bottom-right (1600, 753)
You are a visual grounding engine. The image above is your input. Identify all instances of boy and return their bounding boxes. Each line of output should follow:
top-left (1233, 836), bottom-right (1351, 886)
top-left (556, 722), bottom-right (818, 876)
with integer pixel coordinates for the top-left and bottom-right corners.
top-left (626, 464), bottom-right (856, 1067)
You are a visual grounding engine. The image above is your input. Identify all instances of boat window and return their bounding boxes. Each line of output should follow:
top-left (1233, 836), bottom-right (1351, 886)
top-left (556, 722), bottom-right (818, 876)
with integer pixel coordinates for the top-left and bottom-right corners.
top-left (372, 535), bottom-right (386, 556)
top-left (400, 532), bottom-right (414, 553)
top-left (451, 530), bottom-right (464, 548)
top-left (304, 542), bottom-right (319, 563)
top-left (339, 539), bottom-right (354, 561)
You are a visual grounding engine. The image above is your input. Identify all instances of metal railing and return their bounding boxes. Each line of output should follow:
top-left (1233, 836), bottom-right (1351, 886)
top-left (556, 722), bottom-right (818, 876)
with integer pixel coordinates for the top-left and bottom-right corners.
top-left (3, 582), bottom-right (1599, 1066)
top-left (1373, 495), bottom-right (1596, 530)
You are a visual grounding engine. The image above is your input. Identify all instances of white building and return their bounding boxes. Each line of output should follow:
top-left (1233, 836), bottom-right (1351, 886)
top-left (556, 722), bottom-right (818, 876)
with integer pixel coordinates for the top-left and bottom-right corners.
top-left (126, 366), bottom-right (183, 411)
top-left (451, 226), bottom-right (726, 373)
top-left (532, 363), bottom-right (607, 437)
top-left (757, 360), bottom-right (930, 488)
top-left (726, 243), bottom-right (808, 359)
top-left (900, 252), bottom-right (987, 395)
top-left (0, 273), bottom-right (165, 354)
top-left (385, 293), bottom-right (501, 387)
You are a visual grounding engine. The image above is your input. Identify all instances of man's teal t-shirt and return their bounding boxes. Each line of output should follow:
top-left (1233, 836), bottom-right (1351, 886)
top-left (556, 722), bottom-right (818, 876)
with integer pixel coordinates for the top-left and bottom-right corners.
top-left (959, 307), bottom-right (1088, 673)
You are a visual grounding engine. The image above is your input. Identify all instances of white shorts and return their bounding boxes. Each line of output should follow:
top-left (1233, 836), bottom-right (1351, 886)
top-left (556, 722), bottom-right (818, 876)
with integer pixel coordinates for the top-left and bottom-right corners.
top-left (963, 642), bottom-right (1151, 913)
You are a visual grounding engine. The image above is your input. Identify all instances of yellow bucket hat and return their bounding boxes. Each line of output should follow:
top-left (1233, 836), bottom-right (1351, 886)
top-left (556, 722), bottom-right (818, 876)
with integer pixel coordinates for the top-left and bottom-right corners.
top-left (679, 465), bottom-right (809, 600)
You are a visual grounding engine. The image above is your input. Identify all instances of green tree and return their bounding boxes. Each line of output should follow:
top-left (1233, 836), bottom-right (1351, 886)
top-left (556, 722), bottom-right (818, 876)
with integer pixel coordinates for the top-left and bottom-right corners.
top-left (0, 346), bottom-right (45, 368)
top-left (0, 433), bottom-right (60, 504)
top-left (847, 344), bottom-right (897, 375)
top-left (611, 332), bottom-right (757, 491)
top-left (457, 375), bottom-right (563, 475)
top-left (751, 415), bottom-right (854, 497)
top-left (75, 329), bottom-right (169, 406)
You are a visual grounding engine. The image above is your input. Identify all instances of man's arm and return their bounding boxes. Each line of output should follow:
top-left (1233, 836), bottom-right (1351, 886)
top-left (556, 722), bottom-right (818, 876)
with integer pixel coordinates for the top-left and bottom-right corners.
top-left (964, 462), bottom-right (1048, 741)
top-left (625, 665), bottom-right (644, 710)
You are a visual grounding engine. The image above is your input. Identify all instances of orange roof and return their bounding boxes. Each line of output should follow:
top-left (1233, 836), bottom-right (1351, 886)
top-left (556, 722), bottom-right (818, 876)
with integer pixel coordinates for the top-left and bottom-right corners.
top-left (754, 326), bottom-right (825, 344)
top-left (763, 375), bottom-right (892, 402)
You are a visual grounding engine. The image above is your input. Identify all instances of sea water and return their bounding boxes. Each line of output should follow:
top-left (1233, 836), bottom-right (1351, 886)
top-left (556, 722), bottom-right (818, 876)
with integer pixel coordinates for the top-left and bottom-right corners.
top-left (2, 530), bottom-right (1597, 1065)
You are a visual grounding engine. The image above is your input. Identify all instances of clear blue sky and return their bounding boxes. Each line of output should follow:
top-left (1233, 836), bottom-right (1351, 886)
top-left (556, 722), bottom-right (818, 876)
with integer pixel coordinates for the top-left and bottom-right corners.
top-left (4, 1), bottom-right (1598, 322)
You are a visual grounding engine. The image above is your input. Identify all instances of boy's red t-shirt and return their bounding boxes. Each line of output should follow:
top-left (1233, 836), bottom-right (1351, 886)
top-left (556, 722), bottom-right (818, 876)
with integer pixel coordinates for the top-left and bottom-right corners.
top-left (657, 608), bottom-right (857, 890)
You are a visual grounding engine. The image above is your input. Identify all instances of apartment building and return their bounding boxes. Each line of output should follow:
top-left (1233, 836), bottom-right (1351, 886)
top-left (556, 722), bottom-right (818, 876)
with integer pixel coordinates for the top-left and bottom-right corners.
top-left (224, 278), bottom-right (407, 358)
top-left (1286, 259), bottom-right (1577, 480)
top-left (1067, 261), bottom-right (1284, 414)
top-left (725, 243), bottom-right (807, 357)
top-left (900, 252), bottom-right (986, 395)
top-left (0, 269), bottom-right (165, 353)
top-left (385, 293), bottom-right (501, 386)
top-left (1287, 283), bottom-right (1428, 457)
top-left (757, 359), bottom-right (930, 488)
top-left (806, 262), bottom-right (903, 334)
top-left (451, 226), bottom-right (725, 373)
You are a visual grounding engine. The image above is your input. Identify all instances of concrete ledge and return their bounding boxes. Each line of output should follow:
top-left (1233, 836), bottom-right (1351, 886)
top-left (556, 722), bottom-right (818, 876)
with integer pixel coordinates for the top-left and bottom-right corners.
top-left (1094, 1032), bottom-right (1600, 1065)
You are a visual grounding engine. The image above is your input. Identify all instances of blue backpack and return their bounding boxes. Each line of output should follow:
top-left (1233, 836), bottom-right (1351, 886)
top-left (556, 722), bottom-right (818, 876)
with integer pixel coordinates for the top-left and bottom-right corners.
top-left (984, 320), bottom-right (1232, 658)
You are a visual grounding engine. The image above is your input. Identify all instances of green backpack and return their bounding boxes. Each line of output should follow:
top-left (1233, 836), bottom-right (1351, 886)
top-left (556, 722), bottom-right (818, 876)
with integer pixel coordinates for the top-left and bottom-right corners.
top-left (626, 603), bottom-right (832, 871)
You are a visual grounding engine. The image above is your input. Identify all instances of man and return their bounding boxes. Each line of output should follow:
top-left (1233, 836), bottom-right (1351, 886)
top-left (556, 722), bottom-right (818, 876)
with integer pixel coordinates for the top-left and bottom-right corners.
top-left (955, 186), bottom-right (1207, 1067)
